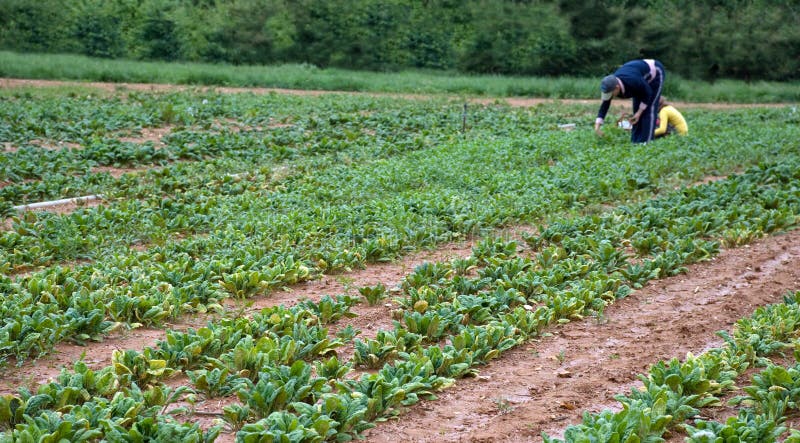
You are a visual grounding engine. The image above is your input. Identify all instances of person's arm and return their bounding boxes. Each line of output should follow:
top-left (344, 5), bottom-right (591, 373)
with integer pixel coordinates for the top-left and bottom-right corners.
top-left (629, 81), bottom-right (653, 124)
top-left (595, 100), bottom-right (612, 135)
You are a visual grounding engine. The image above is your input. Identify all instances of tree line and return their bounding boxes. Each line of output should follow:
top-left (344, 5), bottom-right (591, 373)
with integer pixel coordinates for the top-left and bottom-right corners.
top-left (1, 0), bottom-right (798, 81)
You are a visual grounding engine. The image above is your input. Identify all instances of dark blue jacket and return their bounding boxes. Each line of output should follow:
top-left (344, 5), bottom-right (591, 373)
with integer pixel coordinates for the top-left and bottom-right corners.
top-left (597, 60), bottom-right (662, 121)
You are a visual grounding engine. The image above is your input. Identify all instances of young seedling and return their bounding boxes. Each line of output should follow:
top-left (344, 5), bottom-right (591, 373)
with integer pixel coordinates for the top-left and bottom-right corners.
top-left (358, 283), bottom-right (387, 305)
top-left (336, 276), bottom-right (356, 295)
top-left (227, 297), bottom-right (255, 320)
top-left (335, 324), bottom-right (362, 342)
top-left (593, 302), bottom-right (608, 325)
top-left (493, 396), bottom-right (516, 414)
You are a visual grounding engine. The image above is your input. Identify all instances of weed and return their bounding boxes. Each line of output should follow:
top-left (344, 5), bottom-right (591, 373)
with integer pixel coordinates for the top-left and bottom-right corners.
top-left (493, 397), bottom-right (516, 414)
top-left (335, 324), bottom-right (361, 342)
top-left (358, 283), bottom-right (387, 305)
top-left (337, 276), bottom-right (356, 295)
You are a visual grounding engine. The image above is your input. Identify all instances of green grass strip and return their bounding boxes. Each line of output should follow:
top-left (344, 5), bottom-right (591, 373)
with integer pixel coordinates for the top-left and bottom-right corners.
top-left (3, 51), bottom-right (800, 103)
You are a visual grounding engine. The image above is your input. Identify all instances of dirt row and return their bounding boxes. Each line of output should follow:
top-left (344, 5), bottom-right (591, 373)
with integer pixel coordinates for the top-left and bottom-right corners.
top-left (1, 77), bottom-right (788, 110)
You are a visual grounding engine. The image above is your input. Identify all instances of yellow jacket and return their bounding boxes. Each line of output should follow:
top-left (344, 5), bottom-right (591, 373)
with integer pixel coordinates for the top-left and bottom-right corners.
top-left (655, 105), bottom-right (688, 136)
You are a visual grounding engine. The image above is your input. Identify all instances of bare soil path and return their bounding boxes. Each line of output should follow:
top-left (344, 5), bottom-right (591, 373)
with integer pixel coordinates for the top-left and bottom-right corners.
top-left (0, 78), bottom-right (788, 110)
top-left (361, 228), bottom-right (800, 442)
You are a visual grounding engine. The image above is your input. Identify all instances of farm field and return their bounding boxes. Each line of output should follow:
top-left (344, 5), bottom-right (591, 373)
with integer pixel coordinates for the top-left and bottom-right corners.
top-left (0, 80), bottom-right (799, 442)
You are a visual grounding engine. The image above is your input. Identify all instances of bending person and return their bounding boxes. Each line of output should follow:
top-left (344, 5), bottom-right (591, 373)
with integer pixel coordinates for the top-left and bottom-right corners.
top-left (594, 59), bottom-right (665, 143)
top-left (654, 96), bottom-right (688, 137)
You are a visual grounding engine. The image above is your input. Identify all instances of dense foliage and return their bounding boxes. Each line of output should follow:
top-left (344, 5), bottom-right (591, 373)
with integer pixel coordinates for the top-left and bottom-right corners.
top-left (0, 138), bottom-right (799, 440)
top-left (0, 81), bottom-right (799, 440)
top-left (1, 0), bottom-right (798, 81)
top-left (1, 155), bottom-right (799, 440)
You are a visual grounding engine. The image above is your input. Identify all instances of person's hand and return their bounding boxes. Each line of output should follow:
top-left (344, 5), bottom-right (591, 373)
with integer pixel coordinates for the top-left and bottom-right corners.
top-left (629, 111), bottom-right (643, 125)
top-left (594, 121), bottom-right (604, 137)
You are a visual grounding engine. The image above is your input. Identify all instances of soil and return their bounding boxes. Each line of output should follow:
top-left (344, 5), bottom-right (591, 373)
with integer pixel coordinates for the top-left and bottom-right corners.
top-left (117, 125), bottom-right (172, 147)
top-left (2, 140), bottom-right (81, 153)
top-left (0, 78), bottom-right (788, 110)
top-left (91, 165), bottom-right (159, 179)
top-left (28, 139), bottom-right (82, 150)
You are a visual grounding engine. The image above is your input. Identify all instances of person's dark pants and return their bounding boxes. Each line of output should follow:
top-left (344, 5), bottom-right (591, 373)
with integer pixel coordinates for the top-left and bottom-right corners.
top-left (631, 61), bottom-right (665, 143)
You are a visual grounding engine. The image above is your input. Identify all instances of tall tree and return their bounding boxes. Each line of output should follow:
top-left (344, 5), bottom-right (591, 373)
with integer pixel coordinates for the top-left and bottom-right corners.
top-left (69, 0), bottom-right (126, 58)
top-left (0, 0), bottom-right (70, 52)
top-left (456, 0), bottom-right (576, 75)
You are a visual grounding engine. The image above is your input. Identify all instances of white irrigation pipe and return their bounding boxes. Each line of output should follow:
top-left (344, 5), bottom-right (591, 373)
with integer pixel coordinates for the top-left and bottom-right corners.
top-left (12, 170), bottom-right (251, 213)
top-left (14, 195), bottom-right (103, 212)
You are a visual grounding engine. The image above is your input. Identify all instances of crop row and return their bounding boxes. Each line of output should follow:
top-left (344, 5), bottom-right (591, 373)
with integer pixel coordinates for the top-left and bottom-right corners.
top-left (1, 157), bottom-right (798, 441)
top-left (544, 290), bottom-right (800, 442)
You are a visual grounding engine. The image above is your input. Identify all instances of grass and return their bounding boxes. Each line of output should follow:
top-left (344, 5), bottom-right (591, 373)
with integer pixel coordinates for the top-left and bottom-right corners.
top-left (1, 51), bottom-right (800, 103)
top-left (0, 83), bottom-right (110, 99)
